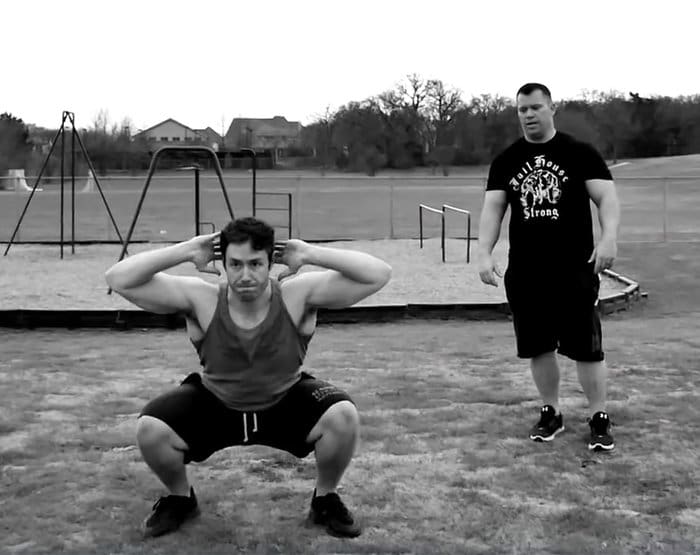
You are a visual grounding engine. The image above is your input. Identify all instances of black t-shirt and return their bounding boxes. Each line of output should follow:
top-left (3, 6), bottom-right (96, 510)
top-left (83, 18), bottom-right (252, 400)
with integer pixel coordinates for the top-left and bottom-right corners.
top-left (486, 131), bottom-right (612, 269)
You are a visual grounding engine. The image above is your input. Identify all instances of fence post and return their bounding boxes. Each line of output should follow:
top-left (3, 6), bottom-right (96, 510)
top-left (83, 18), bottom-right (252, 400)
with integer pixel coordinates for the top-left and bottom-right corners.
top-left (295, 176), bottom-right (302, 238)
top-left (388, 180), bottom-right (394, 239)
top-left (662, 178), bottom-right (668, 242)
top-left (419, 205), bottom-right (423, 248)
top-left (441, 210), bottom-right (445, 263)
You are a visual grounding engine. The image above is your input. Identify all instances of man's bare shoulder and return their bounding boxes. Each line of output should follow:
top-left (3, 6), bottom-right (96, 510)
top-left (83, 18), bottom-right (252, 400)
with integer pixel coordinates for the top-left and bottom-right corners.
top-left (184, 275), bottom-right (220, 303)
top-left (279, 270), bottom-right (330, 307)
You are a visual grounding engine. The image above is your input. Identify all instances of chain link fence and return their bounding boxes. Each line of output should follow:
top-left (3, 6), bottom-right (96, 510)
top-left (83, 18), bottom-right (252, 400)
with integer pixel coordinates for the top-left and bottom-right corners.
top-left (1, 174), bottom-right (698, 244)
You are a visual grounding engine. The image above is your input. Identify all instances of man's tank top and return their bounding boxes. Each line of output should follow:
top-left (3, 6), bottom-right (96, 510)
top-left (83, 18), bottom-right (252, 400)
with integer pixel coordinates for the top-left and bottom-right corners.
top-left (192, 279), bottom-right (312, 411)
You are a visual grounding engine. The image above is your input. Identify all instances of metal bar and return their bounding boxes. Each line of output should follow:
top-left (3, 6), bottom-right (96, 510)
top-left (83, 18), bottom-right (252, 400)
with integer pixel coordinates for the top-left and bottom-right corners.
top-left (418, 204), bottom-right (443, 249)
top-left (443, 204), bottom-right (470, 215)
top-left (71, 118), bottom-right (76, 254)
top-left (441, 211), bottom-right (445, 263)
top-left (419, 206), bottom-right (423, 248)
top-left (252, 151), bottom-right (257, 216)
top-left (443, 204), bottom-right (472, 263)
top-left (419, 203), bottom-right (443, 215)
top-left (241, 148), bottom-right (256, 216)
top-left (195, 167), bottom-right (200, 237)
top-left (60, 115), bottom-right (65, 260)
top-left (3, 114), bottom-right (66, 256)
top-left (116, 146), bottom-right (234, 265)
top-left (287, 192), bottom-right (292, 240)
top-left (467, 213), bottom-right (471, 262)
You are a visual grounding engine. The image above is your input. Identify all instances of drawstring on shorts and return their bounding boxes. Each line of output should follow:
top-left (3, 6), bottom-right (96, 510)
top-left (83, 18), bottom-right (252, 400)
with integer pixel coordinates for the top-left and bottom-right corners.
top-left (242, 412), bottom-right (259, 443)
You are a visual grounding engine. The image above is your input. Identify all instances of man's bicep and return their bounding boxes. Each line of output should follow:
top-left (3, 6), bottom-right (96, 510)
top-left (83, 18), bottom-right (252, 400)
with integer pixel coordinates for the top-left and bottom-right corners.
top-left (483, 190), bottom-right (508, 216)
top-left (295, 271), bottom-right (379, 310)
top-left (586, 179), bottom-right (617, 206)
top-left (113, 273), bottom-right (202, 314)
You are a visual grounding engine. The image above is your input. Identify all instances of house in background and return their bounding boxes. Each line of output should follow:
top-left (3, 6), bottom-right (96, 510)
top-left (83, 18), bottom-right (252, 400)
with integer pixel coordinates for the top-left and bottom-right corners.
top-left (194, 127), bottom-right (223, 151)
top-left (224, 116), bottom-right (302, 164)
top-left (134, 118), bottom-right (211, 146)
top-left (134, 116), bottom-right (303, 167)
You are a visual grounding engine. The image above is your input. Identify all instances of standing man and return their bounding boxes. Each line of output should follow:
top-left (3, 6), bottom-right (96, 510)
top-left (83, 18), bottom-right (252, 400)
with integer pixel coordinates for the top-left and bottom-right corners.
top-left (105, 217), bottom-right (391, 538)
top-left (477, 83), bottom-right (620, 452)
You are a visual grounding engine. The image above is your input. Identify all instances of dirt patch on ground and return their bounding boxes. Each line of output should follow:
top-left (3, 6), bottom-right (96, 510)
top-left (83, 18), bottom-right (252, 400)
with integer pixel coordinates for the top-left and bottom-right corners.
top-left (1, 239), bottom-right (625, 309)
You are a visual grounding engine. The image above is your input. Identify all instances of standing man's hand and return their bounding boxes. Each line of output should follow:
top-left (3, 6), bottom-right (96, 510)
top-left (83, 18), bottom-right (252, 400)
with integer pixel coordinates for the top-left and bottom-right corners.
top-left (187, 232), bottom-right (221, 275)
top-left (478, 252), bottom-right (503, 287)
top-left (588, 236), bottom-right (617, 274)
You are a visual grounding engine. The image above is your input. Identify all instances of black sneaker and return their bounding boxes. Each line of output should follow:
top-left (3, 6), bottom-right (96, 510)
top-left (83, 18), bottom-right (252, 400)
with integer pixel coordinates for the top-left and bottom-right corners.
top-left (529, 405), bottom-right (565, 442)
top-left (143, 487), bottom-right (200, 538)
top-left (309, 490), bottom-right (361, 538)
top-left (588, 411), bottom-right (615, 451)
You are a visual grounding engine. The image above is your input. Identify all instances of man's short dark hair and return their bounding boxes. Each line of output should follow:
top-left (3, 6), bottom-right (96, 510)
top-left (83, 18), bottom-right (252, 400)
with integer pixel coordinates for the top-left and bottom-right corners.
top-left (220, 217), bottom-right (275, 265)
top-left (517, 83), bottom-right (553, 101)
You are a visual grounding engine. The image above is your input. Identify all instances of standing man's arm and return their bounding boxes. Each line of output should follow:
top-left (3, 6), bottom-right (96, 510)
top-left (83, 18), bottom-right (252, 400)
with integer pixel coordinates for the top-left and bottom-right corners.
top-left (276, 240), bottom-right (392, 309)
top-left (477, 190), bottom-right (508, 286)
top-left (586, 179), bottom-right (620, 274)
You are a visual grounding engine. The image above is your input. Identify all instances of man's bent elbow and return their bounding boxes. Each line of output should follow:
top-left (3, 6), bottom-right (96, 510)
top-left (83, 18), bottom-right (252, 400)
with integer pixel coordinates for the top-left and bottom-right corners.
top-left (374, 262), bottom-right (392, 291)
top-left (104, 266), bottom-right (131, 293)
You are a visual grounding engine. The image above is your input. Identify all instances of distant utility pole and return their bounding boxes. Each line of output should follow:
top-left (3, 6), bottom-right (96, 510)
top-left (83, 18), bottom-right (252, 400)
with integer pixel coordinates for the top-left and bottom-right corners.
top-left (221, 114), bottom-right (226, 148)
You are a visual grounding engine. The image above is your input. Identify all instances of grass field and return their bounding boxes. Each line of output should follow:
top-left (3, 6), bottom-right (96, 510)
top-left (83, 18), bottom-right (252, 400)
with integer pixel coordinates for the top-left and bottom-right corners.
top-left (1, 240), bottom-right (699, 553)
top-left (1, 309), bottom-right (699, 554)
top-left (1, 155), bottom-right (699, 244)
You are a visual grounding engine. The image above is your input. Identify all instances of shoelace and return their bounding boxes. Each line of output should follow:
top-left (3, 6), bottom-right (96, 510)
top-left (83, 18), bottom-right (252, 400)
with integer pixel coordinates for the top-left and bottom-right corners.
top-left (590, 416), bottom-right (610, 436)
top-left (537, 409), bottom-right (556, 427)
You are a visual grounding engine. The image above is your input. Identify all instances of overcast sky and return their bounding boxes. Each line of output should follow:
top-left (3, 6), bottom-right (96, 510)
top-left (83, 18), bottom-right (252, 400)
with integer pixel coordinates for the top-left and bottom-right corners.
top-left (2, 0), bottom-right (696, 132)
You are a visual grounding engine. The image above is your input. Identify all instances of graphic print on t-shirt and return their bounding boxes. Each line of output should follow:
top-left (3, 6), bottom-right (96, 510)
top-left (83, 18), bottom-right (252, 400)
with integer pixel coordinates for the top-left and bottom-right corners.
top-left (508, 154), bottom-right (569, 221)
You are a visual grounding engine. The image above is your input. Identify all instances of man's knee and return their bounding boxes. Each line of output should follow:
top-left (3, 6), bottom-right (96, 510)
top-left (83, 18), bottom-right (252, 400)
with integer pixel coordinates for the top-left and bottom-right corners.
top-left (136, 415), bottom-right (186, 451)
top-left (312, 401), bottom-right (360, 442)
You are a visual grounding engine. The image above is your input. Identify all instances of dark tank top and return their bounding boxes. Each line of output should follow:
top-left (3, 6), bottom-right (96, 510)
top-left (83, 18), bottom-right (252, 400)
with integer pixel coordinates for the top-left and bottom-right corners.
top-left (192, 279), bottom-right (312, 411)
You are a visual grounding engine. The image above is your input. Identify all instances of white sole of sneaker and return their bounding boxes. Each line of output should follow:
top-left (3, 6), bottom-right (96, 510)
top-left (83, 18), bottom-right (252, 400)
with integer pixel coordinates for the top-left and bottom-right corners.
top-left (529, 425), bottom-right (565, 442)
top-left (588, 442), bottom-right (615, 451)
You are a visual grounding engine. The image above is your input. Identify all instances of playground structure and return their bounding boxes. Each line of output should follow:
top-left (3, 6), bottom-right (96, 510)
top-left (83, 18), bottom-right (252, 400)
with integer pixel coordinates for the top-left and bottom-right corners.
top-left (241, 147), bottom-right (292, 240)
top-left (3, 114), bottom-right (295, 258)
top-left (3, 111), bottom-right (124, 258)
top-left (115, 145), bottom-right (235, 265)
top-left (419, 203), bottom-right (472, 263)
top-left (1, 169), bottom-right (36, 192)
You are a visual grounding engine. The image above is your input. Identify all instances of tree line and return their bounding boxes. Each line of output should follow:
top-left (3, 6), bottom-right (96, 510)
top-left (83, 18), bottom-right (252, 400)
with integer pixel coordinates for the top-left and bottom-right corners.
top-left (2, 75), bottom-right (700, 177)
top-left (300, 75), bottom-right (700, 175)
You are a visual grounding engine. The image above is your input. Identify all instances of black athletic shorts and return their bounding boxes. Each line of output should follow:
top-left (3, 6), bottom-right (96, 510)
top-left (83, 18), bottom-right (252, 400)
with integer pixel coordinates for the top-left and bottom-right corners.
top-left (140, 372), bottom-right (354, 463)
top-left (504, 263), bottom-right (604, 362)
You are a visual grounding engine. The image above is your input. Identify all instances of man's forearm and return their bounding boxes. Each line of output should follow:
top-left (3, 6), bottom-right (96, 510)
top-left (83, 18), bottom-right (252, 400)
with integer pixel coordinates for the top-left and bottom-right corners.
top-left (303, 246), bottom-right (391, 284)
top-left (598, 192), bottom-right (620, 241)
top-left (477, 211), bottom-right (503, 257)
top-left (105, 241), bottom-right (195, 289)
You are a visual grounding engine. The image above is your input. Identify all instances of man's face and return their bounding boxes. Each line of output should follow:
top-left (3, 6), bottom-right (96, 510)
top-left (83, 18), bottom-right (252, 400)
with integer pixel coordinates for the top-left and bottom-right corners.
top-left (224, 241), bottom-right (271, 302)
top-left (517, 90), bottom-right (556, 141)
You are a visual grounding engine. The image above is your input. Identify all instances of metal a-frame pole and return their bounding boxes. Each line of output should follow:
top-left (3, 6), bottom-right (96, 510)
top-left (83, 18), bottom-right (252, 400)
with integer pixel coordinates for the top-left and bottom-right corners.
top-left (4, 111), bottom-right (127, 257)
top-left (3, 112), bottom-right (69, 256)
